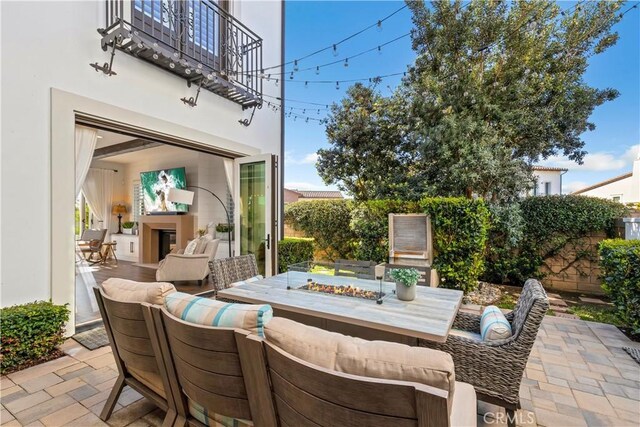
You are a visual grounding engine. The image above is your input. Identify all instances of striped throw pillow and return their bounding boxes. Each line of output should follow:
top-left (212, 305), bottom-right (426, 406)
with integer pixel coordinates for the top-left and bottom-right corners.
top-left (164, 292), bottom-right (272, 337)
top-left (480, 305), bottom-right (512, 341)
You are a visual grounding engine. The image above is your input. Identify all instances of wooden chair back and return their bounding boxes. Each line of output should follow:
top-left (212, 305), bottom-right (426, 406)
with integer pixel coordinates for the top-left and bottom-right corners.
top-left (263, 340), bottom-right (451, 427)
top-left (80, 228), bottom-right (107, 243)
top-left (149, 306), bottom-right (277, 427)
top-left (389, 214), bottom-right (432, 263)
top-left (92, 287), bottom-right (173, 413)
top-left (334, 259), bottom-right (377, 279)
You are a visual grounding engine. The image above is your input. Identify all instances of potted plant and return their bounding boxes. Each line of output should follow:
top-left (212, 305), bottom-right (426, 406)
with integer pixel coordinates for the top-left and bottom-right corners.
top-left (122, 221), bottom-right (136, 235)
top-left (389, 268), bottom-right (421, 301)
top-left (215, 223), bottom-right (234, 240)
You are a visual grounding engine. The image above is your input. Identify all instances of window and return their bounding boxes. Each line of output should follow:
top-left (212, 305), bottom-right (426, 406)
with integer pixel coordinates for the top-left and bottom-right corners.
top-left (612, 195), bottom-right (622, 203)
top-left (133, 182), bottom-right (145, 223)
top-left (544, 182), bottom-right (551, 196)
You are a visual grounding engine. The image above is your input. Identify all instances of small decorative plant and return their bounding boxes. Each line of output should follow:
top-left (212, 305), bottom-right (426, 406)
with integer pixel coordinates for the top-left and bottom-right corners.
top-left (216, 223), bottom-right (234, 233)
top-left (197, 228), bottom-right (207, 237)
top-left (122, 221), bottom-right (135, 229)
top-left (389, 268), bottom-right (421, 287)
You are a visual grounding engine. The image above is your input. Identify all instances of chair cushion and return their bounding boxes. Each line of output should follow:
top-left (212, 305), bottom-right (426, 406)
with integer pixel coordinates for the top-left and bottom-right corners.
top-left (194, 235), bottom-right (212, 254)
top-left (101, 278), bottom-right (176, 305)
top-left (229, 275), bottom-right (264, 287)
top-left (450, 381), bottom-right (477, 427)
top-left (481, 305), bottom-right (512, 341)
top-left (128, 367), bottom-right (166, 399)
top-left (184, 239), bottom-right (198, 255)
top-left (264, 317), bottom-right (456, 398)
top-left (164, 292), bottom-right (273, 337)
top-left (188, 400), bottom-right (253, 427)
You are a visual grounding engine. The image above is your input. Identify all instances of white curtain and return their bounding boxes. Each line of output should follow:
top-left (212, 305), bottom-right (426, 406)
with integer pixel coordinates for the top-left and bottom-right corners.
top-left (223, 157), bottom-right (234, 201)
top-left (82, 169), bottom-right (115, 234)
top-left (75, 126), bottom-right (98, 197)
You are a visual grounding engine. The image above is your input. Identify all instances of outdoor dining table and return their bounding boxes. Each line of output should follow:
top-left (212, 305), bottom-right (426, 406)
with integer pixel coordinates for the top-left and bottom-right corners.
top-left (217, 270), bottom-right (463, 344)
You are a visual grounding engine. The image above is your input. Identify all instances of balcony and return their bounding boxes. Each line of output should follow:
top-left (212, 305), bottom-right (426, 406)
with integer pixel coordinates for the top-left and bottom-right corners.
top-left (98, 0), bottom-right (263, 109)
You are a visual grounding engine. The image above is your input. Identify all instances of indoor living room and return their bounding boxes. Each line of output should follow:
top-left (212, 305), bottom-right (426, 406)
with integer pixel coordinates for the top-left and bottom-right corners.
top-left (75, 126), bottom-right (235, 327)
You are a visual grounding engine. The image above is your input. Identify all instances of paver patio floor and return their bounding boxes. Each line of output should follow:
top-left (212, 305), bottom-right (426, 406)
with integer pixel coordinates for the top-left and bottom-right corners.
top-left (1, 316), bottom-right (639, 426)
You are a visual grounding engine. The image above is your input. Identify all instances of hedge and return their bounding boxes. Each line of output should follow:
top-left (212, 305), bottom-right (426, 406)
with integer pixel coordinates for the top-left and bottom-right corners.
top-left (1, 301), bottom-right (69, 374)
top-left (284, 200), bottom-right (355, 260)
top-left (421, 197), bottom-right (490, 293)
top-left (350, 200), bottom-right (419, 262)
top-left (483, 196), bottom-right (627, 284)
top-left (599, 239), bottom-right (640, 334)
top-left (278, 238), bottom-right (315, 273)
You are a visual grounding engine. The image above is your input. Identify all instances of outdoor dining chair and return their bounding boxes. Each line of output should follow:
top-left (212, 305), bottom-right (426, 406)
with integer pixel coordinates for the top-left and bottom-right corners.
top-left (208, 254), bottom-right (260, 292)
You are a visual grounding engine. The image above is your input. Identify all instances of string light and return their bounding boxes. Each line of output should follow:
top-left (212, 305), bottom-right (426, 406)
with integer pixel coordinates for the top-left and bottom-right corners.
top-left (332, 44), bottom-right (339, 57)
top-left (344, 58), bottom-right (349, 68)
top-left (293, 60), bottom-right (299, 72)
top-left (376, 20), bottom-right (383, 32)
top-left (315, 66), bottom-right (320, 75)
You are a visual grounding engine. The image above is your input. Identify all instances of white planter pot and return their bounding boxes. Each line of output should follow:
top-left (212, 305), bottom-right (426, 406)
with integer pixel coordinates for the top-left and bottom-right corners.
top-left (396, 282), bottom-right (417, 301)
top-left (123, 229), bottom-right (133, 235)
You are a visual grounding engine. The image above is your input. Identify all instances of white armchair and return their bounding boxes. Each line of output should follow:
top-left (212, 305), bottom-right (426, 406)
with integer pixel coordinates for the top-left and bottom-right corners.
top-left (156, 237), bottom-right (220, 285)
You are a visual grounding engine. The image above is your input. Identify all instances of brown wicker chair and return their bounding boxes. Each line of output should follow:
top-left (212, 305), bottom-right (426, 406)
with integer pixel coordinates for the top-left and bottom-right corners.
top-left (262, 339), bottom-right (456, 427)
top-left (419, 279), bottom-right (548, 426)
top-left (93, 287), bottom-right (176, 426)
top-left (208, 254), bottom-right (259, 292)
top-left (147, 305), bottom-right (277, 427)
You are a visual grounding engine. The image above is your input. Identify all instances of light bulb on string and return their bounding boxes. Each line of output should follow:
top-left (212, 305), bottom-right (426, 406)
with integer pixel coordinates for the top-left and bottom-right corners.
top-left (336, 81), bottom-right (340, 90)
top-left (305, 81), bottom-right (308, 88)
top-left (305, 118), bottom-right (309, 123)
top-left (303, 109), bottom-right (306, 114)
top-left (332, 44), bottom-right (338, 57)
top-left (293, 60), bottom-right (299, 72)
top-left (290, 71), bottom-right (294, 80)
top-left (376, 20), bottom-right (383, 32)
top-left (315, 66), bottom-right (320, 75)
top-left (266, 74), bottom-right (271, 81)
top-left (317, 109), bottom-right (320, 115)
top-left (344, 58), bottom-right (349, 68)
top-left (274, 79), bottom-right (279, 87)
top-left (377, 45), bottom-right (382, 55)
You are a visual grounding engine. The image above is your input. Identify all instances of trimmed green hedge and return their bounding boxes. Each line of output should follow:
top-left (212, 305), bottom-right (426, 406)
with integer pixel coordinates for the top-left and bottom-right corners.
top-left (351, 200), bottom-right (419, 262)
top-left (421, 198), bottom-right (490, 293)
top-left (1, 301), bottom-right (69, 374)
top-left (284, 200), bottom-right (355, 260)
top-left (599, 239), bottom-right (640, 334)
top-left (278, 238), bottom-right (315, 273)
top-left (483, 196), bottom-right (627, 284)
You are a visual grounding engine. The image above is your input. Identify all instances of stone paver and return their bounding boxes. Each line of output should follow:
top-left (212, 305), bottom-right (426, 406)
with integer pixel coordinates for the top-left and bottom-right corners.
top-left (1, 316), bottom-right (639, 426)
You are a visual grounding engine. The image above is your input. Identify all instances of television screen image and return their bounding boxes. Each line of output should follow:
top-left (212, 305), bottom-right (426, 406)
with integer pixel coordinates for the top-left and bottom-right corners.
top-left (140, 167), bottom-right (188, 214)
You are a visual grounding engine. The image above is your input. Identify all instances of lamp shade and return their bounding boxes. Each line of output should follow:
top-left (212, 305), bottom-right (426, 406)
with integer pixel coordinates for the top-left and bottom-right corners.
top-left (112, 204), bottom-right (127, 215)
top-left (167, 188), bottom-right (195, 205)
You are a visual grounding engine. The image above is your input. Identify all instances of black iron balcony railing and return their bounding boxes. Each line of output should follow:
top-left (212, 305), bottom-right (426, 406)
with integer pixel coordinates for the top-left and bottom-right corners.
top-left (98, 0), bottom-right (262, 109)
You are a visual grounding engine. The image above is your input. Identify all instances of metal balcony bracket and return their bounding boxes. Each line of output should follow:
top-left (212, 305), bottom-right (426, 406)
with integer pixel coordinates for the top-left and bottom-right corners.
top-left (90, 36), bottom-right (120, 76)
top-left (181, 77), bottom-right (205, 107)
top-left (238, 104), bottom-right (261, 127)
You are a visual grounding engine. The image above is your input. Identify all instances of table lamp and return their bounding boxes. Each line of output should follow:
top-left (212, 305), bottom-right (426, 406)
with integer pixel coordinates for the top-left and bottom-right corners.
top-left (112, 204), bottom-right (127, 234)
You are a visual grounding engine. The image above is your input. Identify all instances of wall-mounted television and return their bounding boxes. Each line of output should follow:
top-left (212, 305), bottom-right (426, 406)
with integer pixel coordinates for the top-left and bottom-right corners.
top-left (140, 167), bottom-right (188, 214)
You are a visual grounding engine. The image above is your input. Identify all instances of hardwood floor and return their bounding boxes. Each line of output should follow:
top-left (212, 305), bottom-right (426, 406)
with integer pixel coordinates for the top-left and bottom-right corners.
top-left (76, 259), bottom-right (215, 326)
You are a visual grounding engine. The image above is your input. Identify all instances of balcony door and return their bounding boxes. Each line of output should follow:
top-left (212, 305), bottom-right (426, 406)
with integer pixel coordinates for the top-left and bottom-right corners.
top-left (234, 154), bottom-right (277, 276)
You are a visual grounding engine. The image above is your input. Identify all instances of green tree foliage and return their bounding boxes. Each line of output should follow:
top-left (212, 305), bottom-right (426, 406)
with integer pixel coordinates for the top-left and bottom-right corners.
top-left (316, 84), bottom-right (423, 201)
top-left (318, 0), bottom-right (624, 201)
top-left (278, 238), bottom-right (315, 273)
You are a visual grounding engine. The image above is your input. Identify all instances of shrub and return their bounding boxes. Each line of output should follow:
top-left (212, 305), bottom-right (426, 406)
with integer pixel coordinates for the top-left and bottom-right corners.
top-left (421, 197), bottom-right (490, 293)
top-left (351, 200), bottom-right (419, 262)
top-left (284, 200), bottom-right (355, 260)
top-left (483, 196), bottom-right (627, 284)
top-left (278, 238), bottom-right (314, 273)
top-left (1, 301), bottom-right (69, 374)
top-left (599, 239), bottom-right (640, 334)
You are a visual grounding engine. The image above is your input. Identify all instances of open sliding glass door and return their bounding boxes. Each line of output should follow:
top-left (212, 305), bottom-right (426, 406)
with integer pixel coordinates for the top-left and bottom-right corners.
top-left (234, 154), bottom-right (277, 276)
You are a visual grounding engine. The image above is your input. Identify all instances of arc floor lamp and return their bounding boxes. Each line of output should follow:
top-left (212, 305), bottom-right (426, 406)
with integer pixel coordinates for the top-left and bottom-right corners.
top-left (167, 187), bottom-right (233, 257)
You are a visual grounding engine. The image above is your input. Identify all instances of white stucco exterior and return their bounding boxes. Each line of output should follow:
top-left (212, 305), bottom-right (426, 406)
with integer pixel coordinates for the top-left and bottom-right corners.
top-left (0, 1), bottom-right (283, 319)
top-left (530, 167), bottom-right (566, 196)
top-left (574, 159), bottom-right (640, 204)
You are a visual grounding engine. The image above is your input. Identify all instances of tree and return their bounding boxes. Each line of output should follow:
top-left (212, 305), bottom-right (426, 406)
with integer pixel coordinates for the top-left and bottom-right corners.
top-left (406, 0), bottom-right (623, 200)
top-left (317, 0), bottom-right (625, 201)
top-left (316, 83), bottom-right (424, 201)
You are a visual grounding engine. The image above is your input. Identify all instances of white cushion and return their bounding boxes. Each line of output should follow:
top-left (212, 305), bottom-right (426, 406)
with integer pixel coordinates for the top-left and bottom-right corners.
top-left (480, 305), bottom-right (512, 341)
top-left (183, 239), bottom-right (198, 255)
top-left (230, 275), bottom-right (264, 287)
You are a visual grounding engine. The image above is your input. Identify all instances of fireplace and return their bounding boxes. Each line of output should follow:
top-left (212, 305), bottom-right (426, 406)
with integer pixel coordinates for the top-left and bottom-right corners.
top-left (159, 230), bottom-right (177, 260)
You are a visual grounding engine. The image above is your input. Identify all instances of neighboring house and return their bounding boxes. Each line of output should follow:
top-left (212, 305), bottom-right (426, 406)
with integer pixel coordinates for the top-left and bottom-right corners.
top-left (1, 0), bottom-right (283, 332)
top-left (284, 188), bottom-right (344, 203)
top-left (573, 157), bottom-right (640, 203)
top-left (530, 166), bottom-right (568, 196)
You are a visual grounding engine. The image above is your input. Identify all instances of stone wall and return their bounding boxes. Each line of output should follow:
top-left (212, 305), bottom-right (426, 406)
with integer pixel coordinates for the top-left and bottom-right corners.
top-left (539, 231), bottom-right (607, 294)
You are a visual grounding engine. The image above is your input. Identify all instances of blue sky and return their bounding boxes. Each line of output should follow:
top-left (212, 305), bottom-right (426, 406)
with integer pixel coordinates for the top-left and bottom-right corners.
top-left (281, 1), bottom-right (640, 194)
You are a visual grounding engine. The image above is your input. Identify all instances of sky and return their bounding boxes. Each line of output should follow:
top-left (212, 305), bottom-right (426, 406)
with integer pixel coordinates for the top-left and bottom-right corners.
top-left (281, 1), bottom-right (640, 194)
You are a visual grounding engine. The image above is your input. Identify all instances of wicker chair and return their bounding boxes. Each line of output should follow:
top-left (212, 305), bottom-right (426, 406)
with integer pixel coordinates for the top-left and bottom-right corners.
top-left (419, 279), bottom-right (548, 426)
top-left (208, 254), bottom-right (259, 292)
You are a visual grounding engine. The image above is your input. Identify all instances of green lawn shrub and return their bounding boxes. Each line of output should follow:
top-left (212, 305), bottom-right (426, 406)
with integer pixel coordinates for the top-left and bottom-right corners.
top-left (278, 238), bottom-right (315, 273)
top-left (599, 239), bottom-right (640, 334)
top-left (421, 197), bottom-right (490, 293)
top-left (483, 196), bottom-right (627, 284)
top-left (284, 200), bottom-right (356, 260)
top-left (1, 301), bottom-right (69, 374)
top-left (350, 200), bottom-right (419, 262)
